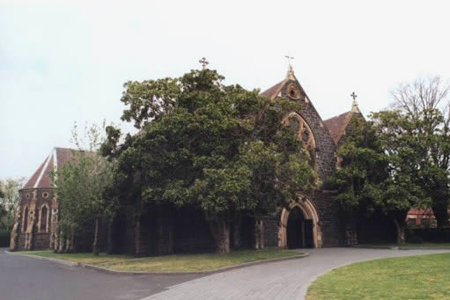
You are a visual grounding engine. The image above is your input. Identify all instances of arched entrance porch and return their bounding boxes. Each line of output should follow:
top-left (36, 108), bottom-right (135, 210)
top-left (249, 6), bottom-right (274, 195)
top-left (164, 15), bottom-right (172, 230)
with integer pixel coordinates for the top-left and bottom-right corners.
top-left (278, 197), bottom-right (322, 248)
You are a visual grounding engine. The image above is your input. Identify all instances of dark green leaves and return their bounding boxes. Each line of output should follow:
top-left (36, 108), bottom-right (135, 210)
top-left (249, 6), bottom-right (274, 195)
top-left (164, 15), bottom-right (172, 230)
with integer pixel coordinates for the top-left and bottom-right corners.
top-left (107, 67), bottom-right (316, 220)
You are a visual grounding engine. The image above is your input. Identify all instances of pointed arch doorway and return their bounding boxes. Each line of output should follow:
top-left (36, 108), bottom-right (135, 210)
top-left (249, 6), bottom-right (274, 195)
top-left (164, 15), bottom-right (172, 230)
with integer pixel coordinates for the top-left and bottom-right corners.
top-left (287, 207), bottom-right (313, 248)
top-left (279, 198), bottom-right (322, 248)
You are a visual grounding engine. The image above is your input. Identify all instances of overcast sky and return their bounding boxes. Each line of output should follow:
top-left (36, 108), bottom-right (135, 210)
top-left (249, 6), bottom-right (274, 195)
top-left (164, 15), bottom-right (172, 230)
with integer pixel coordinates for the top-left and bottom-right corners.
top-left (1, 0), bottom-right (450, 180)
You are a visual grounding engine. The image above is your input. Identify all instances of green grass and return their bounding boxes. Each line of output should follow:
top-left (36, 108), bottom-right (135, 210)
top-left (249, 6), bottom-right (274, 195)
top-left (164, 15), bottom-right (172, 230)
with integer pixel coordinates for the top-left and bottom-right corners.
top-left (306, 253), bottom-right (450, 300)
top-left (18, 249), bottom-right (301, 272)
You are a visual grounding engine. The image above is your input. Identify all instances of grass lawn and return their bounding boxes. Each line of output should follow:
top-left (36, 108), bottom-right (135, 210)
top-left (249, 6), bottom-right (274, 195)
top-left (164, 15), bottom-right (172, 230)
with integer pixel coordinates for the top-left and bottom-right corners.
top-left (306, 253), bottom-right (450, 300)
top-left (18, 249), bottom-right (301, 272)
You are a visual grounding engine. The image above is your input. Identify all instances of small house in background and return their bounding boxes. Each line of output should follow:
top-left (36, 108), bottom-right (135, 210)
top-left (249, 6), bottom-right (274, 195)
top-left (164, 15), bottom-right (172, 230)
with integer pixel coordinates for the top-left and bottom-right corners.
top-left (407, 208), bottom-right (436, 227)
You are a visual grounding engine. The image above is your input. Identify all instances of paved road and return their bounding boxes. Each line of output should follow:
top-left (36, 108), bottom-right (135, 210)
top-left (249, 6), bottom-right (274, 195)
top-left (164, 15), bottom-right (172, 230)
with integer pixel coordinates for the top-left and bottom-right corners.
top-left (142, 248), bottom-right (450, 300)
top-left (0, 249), bottom-right (201, 300)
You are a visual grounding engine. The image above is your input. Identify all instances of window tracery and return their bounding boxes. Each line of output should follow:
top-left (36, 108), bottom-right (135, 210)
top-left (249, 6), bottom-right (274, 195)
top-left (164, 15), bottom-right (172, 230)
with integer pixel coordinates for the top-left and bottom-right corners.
top-left (283, 113), bottom-right (316, 166)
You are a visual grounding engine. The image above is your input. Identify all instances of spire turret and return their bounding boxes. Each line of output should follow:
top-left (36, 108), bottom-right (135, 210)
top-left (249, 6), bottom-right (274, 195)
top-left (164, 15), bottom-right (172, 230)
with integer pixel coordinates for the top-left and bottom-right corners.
top-left (350, 92), bottom-right (361, 113)
top-left (285, 55), bottom-right (296, 80)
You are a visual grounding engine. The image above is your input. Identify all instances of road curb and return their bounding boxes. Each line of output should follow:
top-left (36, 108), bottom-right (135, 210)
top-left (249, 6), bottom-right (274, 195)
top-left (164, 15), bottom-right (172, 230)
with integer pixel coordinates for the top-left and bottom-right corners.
top-left (354, 245), bottom-right (450, 251)
top-left (5, 250), bottom-right (79, 267)
top-left (80, 253), bottom-right (310, 276)
top-left (5, 250), bottom-right (309, 276)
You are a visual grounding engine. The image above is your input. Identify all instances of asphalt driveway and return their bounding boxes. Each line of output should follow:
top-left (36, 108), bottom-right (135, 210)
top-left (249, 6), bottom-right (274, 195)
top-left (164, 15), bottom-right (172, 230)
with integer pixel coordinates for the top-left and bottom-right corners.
top-left (0, 248), bottom-right (201, 300)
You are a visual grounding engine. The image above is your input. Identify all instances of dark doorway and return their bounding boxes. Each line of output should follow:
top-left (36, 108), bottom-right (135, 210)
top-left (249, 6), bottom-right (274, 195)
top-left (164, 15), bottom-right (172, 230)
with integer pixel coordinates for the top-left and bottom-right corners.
top-left (287, 207), bottom-right (314, 248)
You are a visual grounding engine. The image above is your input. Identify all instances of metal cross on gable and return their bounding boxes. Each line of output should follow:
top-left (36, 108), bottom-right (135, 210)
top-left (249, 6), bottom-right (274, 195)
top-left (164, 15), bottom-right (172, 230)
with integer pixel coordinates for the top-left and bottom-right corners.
top-left (199, 57), bottom-right (209, 69)
top-left (285, 55), bottom-right (294, 67)
top-left (350, 91), bottom-right (357, 101)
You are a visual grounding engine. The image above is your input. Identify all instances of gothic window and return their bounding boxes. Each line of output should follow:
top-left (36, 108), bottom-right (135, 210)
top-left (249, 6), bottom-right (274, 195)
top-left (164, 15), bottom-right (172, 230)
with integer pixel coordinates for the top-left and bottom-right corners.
top-left (283, 113), bottom-right (316, 166)
top-left (22, 206), bottom-right (29, 233)
top-left (286, 83), bottom-right (301, 100)
top-left (40, 206), bottom-right (48, 233)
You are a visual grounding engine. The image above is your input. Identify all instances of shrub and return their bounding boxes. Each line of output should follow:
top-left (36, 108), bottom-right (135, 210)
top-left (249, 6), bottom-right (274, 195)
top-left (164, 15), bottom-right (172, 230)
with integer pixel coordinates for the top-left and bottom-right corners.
top-left (0, 230), bottom-right (10, 247)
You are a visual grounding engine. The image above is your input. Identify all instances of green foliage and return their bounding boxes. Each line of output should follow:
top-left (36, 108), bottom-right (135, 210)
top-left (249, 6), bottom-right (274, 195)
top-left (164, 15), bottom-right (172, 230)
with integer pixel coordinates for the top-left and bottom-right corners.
top-left (391, 76), bottom-right (450, 227)
top-left (0, 178), bottom-right (24, 231)
top-left (328, 112), bottom-right (431, 243)
top-left (0, 230), bottom-right (10, 247)
top-left (53, 123), bottom-right (117, 243)
top-left (104, 66), bottom-right (316, 221)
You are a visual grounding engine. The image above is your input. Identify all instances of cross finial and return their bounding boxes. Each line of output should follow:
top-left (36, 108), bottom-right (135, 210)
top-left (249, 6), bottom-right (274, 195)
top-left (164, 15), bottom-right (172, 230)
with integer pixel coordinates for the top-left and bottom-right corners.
top-left (285, 55), bottom-right (294, 67)
top-left (350, 92), bottom-right (361, 113)
top-left (285, 55), bottom-right (295, 78)
top-left (199, 57), bottom-right (209, 69)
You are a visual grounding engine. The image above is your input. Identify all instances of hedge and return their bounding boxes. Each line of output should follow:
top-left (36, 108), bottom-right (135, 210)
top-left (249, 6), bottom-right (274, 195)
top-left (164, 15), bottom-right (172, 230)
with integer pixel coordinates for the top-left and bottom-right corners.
top-left (0, 230), bottom-right (10, 247)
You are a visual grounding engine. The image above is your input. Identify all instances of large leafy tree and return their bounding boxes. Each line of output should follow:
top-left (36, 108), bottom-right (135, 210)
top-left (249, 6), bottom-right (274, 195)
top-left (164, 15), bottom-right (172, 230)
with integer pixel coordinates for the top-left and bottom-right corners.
top-left (0, 178), bottom-right (24, 231)
top-left (53, 123), bottom-right (116, 254)
top-left (391, 76), bottom-right (450, 227)
top-left (103, 64), bottom-right (316, 253)
top-left (330, 113), bottom-right (429, 245)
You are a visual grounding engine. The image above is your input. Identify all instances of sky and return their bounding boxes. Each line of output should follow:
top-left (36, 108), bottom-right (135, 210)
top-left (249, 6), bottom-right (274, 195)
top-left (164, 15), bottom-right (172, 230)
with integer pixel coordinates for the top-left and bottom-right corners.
top-left (1, 0), bottom-right (450, 180)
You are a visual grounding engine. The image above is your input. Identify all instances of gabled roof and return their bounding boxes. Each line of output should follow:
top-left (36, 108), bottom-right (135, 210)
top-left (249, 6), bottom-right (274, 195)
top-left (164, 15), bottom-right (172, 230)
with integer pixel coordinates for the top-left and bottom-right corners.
top-left (260, 66), bottom-right (303, 101)
top-left (260, 80), bottom-right (284, 100)
top-left (22, 147), bottom-right (75, 190)
top-left (323, 111), bottom-right (354, 145)
top-left (261, 66), bottom-right (365, 147)
top-left (323, 99), bottom-right (363, 145)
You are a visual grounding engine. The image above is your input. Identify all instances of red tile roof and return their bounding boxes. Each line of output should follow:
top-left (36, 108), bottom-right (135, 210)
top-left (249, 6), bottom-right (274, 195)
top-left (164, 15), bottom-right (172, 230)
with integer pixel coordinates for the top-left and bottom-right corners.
top-left (22, 148), bottom-right (76, 190)
top-left (323, 111), bottom-right (353, 145)
top-left (260, 80), bottom-right (284, 100)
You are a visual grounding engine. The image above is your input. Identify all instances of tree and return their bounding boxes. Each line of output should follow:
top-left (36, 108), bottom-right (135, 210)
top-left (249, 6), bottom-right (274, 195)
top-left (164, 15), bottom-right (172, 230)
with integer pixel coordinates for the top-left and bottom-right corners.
top-left (0, 178), bottom-right (24, 231)
top-left (103, 64), bottom-right (316, 253)
top-left (391, 76), bottom-right (450, 227)
top-left (330, 114), bottom-right (429, 245)
top-left (53, 123), bottom-right (116, 254)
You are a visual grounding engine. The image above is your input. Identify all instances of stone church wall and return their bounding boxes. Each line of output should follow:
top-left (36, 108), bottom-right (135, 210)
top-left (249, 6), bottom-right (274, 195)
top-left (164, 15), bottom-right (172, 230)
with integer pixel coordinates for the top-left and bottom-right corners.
top-left (309, 191), bottom-right (343, 246)
top-left (262, 217), bottom-right (279, 248)
top-left (279, 80), bottom-right (343, 246)
top-left (279, 81), bottom-right (337, 180)
top-left (33, 233), bottom-right (50, 249)
top-left (13, 189), bottom-right (55, 251)
top-left (113, 205), bottom-right (217, 256)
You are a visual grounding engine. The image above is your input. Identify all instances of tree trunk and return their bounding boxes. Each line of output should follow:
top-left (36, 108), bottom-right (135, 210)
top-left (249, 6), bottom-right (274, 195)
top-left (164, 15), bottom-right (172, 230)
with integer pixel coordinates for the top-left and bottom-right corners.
top-left (92, 217), bottom-right (100, 255)
top-left (106, 218), bottom-right (113, 254)
top-left (232, 214), bottom-right (241, 249)
top-left (65, 230), bottom-right (75, 253)
top-left (393, 218), bottom-right (406, 245)
top-left (208, 218), bottom-right (230, 254)
top-left (134, 197), bottom-right (143, 257)
top-left (432, 204), bottom-right (449, 228)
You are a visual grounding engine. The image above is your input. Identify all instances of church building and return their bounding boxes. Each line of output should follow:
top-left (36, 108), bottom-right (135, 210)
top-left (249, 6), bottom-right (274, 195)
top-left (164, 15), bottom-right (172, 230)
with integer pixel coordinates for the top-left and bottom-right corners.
top-left (10, 148), bottom-right (73, 251)
top-left (11, 67), bottom-right (362, 253)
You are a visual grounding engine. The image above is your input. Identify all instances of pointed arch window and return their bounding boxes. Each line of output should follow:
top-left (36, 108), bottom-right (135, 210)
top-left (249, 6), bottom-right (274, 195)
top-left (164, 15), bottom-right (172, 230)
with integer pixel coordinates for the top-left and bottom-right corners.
top-left (40, 205), bottom-right (48, 233)
top-left (283, 113), bottom-right (316, 166)
top-left (22, 206), bottom-right (29, 233)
